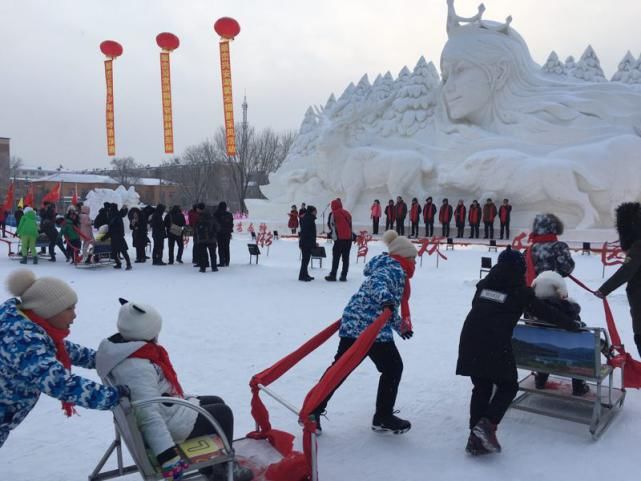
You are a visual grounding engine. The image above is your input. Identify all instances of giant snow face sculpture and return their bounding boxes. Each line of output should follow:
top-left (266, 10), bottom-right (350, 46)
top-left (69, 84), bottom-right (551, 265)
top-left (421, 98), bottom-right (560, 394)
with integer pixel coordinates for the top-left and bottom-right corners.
top-left (441, 58), bottom-right (494, 123)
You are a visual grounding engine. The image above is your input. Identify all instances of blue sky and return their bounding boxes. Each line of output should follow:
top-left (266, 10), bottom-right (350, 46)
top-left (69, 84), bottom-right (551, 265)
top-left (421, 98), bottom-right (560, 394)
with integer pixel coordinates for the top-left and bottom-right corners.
top-left (1, 0), bottom-right (640, 169)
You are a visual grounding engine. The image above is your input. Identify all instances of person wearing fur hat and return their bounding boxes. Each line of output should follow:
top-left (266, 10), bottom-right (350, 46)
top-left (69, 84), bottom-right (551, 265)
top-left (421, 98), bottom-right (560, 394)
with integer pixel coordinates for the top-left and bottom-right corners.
top-left (16, 206), bottom-right (39, 264)
top-left (525, 213), bottom-right (575, 286)
top-left (456, 247), bottom-right (578, 456)
top-left (312, 230), bottom-right (417, 435)
top-left (96, 299), bottom-right (252, 481)
top-left (529, 271), bottom-right (589, 395)
top-left (0, 270), bottom-right (128, 448)
top-left (596, 202), bottom-right (641, 357)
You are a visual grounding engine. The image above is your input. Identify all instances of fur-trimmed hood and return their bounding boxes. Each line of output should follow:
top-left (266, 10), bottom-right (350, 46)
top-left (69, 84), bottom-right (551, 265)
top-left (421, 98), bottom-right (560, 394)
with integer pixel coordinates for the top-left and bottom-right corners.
top-left (616, 202), bottom-right (641, 251)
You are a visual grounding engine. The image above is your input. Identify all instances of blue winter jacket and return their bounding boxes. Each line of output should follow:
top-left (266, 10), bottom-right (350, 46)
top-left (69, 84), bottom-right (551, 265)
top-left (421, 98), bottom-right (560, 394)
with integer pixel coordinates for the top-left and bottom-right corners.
top-left (339, 254), bottom-right (405, 342)
top-left (0, 298), bottom-right (120, 447)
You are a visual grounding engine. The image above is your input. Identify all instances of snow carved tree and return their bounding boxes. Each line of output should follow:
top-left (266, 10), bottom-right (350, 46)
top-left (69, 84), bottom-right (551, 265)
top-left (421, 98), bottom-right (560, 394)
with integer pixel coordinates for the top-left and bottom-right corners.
top-left (541, 51), bottom-right (566, 76)
top-left (571, 45), bottom-right (606, 82)
top-left (611, 51), bottom-right (636, 82)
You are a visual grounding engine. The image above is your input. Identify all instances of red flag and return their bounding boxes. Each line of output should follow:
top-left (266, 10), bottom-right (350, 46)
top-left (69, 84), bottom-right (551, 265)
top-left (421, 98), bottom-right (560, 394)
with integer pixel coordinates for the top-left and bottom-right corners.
top-left (24, 184), bottom-right (34, 207)
top-left (41, 182), bottom-right (61, 206)
top-left (71, 184), bottom-right (78, 205)
top-left (2, 182), bottom-right (15, 213)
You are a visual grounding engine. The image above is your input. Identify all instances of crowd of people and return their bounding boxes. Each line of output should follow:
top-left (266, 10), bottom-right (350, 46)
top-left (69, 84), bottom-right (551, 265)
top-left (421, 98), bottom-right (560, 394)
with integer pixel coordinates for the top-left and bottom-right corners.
top-left (2, 200), bottom-right (641, 477)
top-left (9, 200), bottom-right (236, 273)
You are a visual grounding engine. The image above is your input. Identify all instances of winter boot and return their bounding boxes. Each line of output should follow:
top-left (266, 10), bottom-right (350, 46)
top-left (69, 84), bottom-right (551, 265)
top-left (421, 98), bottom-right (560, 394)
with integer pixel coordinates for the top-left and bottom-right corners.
top-left (20, 256), bottom-right (27, 264)
top-left (325, 275), bottom-right (337, 282)
top-left (465, 432), bottom-right (490, 456)
top-left (635, 334), bottom-right (641, 358)
top-left (113, 263), bottom-right (122, 269)
top-left (49, 256), bottom-right (56, 262)
top-left (339, 275), bottom-right (347, 282)
top-left (472, 418), bottom-right (501, 453)
top-left (534, 372), bottom-right (548, 389)
top-left (371, 413), bottom-right (411, 434)
top-left (32, 255), bottom-right (38, 265)
top-left (125, 263), bottom-right (132, 271)
top-left (572, 379), bottom-right (590, 396)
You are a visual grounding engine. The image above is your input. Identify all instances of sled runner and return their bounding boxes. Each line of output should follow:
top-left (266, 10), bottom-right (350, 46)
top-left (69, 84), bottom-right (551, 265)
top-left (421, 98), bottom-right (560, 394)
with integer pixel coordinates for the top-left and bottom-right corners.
top-left (510, 321), bottom-right (626, 439)
top-left (75, 240), bottom-right (115, 269)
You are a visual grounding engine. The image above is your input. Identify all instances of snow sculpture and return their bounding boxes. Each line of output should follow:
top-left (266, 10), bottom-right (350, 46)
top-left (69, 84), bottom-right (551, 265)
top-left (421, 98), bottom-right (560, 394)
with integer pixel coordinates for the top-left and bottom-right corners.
top-left (541, 51), bottom-right (566, 76)
top-left (249, 1), bottom-right (641, 228)
top-left (612, 51), bottom-right (641, 85)
top-left (85, 186), bottom-right (141, 220)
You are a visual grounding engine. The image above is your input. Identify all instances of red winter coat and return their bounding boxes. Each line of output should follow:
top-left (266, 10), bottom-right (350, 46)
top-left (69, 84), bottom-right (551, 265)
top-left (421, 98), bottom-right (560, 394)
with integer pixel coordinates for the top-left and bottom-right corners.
top-left (395, 201), bottom-right (407, 220)
top-left (483, 203), bottom-right (497, 223)
top-left (288, 210), bottom-right (299, 229)
top-left (371, 203), bottom-right (382, 219)
top-left (468, 205), bottom-right (481, 225)
top-left (423, 202), bottom-right (436, 222)
top-left (454, 204), bottom-right (466, 226)
top-left (187, 209), bottom-right (199, 227)
top-left (330, 199), bottom-right (352, 240)
top-left (385, 204), bottom-right (396, 222)
top-left (439, 204), bottom-right (453, 224)
top-left (499, 205), bottom-right (512, 224)
top-left (410, 203), bottom-right (420, 223)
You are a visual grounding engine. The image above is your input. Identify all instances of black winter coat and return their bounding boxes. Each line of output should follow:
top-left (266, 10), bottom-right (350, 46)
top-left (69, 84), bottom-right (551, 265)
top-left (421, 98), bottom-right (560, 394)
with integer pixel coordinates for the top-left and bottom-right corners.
top-left (194, 211), bottom-right (219, 246)
top-left (599, 240), bottom-right (641, 325)
top-left (164, 208), bottom-right (186, 237)
top-left (299, 213), bottom-right (317, 250)
top-left (456, 263), bottom-right (576, 382)
top-left (151, 206), bottom-right (167, 238)
top-left (214, 208), bottom-right (234, 235)
top-left (106, 211), bottom-right (128, 251)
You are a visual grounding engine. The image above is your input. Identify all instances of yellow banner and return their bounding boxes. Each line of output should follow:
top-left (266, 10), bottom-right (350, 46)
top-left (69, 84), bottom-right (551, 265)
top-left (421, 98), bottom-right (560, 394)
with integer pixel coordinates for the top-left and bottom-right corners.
top-left (219, 41), bottom-right (236, 156)
top-left (104, 59), bottom-right (115, 156)
top-left (160, 52), bottom-right (174, 154)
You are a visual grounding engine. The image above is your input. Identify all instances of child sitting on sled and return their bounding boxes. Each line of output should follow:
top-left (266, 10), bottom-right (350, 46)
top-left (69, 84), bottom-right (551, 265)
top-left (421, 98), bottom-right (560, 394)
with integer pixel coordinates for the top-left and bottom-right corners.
top-left (96, 299), bottom-right (253, 481)
top-left (456, 247), bottom-right (580, 456)
top-left (529, 271), bottom-right (590, 396)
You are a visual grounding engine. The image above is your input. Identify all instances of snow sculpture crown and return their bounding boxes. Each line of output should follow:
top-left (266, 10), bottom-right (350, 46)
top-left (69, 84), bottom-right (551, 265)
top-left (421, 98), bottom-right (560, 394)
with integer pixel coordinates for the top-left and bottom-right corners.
top-left (446, 0), bottom-right (512, 37)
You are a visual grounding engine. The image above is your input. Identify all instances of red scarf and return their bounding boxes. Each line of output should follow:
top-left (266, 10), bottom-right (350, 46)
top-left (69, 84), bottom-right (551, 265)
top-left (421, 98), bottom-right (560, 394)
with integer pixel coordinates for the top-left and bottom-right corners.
top-left (525, 233), bottom-right (559, 286)
top-left (390, 255), bottom-right (415, 331)
top-left (130, 343), bottom-right (184, 397)
top-left (23, 309), bottom-right (76, 417)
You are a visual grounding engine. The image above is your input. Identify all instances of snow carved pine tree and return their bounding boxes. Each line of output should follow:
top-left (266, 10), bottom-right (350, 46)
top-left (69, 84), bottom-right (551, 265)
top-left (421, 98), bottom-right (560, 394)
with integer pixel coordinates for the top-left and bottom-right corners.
top-left (541, 51), bottom-right (566, 76)
top-left (571, 45), bottom-right (606, 82)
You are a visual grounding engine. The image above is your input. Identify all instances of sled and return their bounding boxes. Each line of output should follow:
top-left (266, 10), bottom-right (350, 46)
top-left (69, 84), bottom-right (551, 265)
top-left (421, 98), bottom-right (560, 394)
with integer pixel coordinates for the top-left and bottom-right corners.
top-left (510, 321), bottom-right (626, 439)
top-left (75, 241), bottom-right (115, 269)
top-left (8, 234), bottom-right (52, 260)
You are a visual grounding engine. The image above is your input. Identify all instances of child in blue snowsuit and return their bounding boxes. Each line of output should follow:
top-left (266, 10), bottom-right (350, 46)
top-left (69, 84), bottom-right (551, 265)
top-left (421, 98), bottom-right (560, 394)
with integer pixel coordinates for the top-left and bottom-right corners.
top-left (0, 269), bottom-right (128, 448)
top-left (312, 230), bottom-right (417, 434)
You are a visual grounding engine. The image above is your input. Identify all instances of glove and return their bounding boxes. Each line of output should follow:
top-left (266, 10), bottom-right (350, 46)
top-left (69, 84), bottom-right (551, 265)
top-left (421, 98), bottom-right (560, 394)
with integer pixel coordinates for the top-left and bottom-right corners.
top-left (400, 330), bottom-right (414, 340)
top-left (115, 385), bottom-right (131, 400)
top-left (161, 456), bottom-right (189, 481)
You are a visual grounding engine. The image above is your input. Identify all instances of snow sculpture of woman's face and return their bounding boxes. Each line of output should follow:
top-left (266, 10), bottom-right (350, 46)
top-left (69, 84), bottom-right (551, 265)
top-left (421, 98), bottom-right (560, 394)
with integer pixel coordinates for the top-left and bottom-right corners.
top-left (441, 58), bottom-right (492, 123)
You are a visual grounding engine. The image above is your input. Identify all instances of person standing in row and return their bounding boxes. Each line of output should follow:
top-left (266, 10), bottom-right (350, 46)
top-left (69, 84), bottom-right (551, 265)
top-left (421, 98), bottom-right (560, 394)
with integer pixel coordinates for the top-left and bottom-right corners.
top-left (194, 203), bottom-right (219, 273)
top-left (187, 204), bottom-right (200, 266)
top-left (214, 202), bottom-right (233, 267)
top-left (409, 198), bottom-right (421, 238)
top-left (298, 205), bottom-right (317, 282)
top-left (107, 205), bottom-right (132, 270)
top-left (395, 196), bottom-right (407, 236)
top-left (165, 205), bottom-right (185, 265)
top-left (439, 198), bottom-right (453, 238)
top-left (499, 199), bottom-right (512, 240)
top-left (151, 204), bottom-right (167, 265)
top-left (370, 199), bottom-right (381, 235)
top-left (468, 200), bottom-right (481, 239)
top-left (384, 200), bottom-right (396, 231)
top-left (288, 205), bottom-right (299, 234)
top-left (326, 199), bottom-right (353, 282)
top-left (423, 197), bottom-right (437, 237)
top-left (483, 198), bottom-right (497, 240)
top-left (454, 200), bottom-right (467, 238)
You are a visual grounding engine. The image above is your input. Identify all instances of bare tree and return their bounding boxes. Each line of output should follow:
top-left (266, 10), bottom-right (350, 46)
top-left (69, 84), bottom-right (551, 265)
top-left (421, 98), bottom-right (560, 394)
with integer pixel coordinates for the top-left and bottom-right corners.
top-left (9, 156), bottom-right (23, 181)
top-left (110, 156), bottom-right (140, 188)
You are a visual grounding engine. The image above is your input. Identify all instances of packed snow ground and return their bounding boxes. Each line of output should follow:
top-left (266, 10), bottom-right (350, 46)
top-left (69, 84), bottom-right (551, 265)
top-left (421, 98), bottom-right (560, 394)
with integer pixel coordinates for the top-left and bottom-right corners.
top-left (1, 233), bottom-right (639, 481)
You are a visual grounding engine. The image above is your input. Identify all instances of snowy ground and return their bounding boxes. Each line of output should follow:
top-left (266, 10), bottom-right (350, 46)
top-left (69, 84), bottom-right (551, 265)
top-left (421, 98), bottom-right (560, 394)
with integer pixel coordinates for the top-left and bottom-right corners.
top-left (1, 232), bottom-right (639, 481)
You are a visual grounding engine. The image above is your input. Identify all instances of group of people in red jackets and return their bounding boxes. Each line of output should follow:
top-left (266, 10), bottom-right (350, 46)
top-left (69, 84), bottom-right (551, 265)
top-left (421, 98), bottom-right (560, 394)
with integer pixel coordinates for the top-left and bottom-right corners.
top-left (371, 197), bottom-right (512, 240)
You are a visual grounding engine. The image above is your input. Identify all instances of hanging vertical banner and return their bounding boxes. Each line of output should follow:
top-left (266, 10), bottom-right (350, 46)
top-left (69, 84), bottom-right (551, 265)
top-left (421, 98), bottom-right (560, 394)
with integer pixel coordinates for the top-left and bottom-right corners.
top-left (214, 17), bottom-right (241, 157)
top-left (156, 33), bottom-right (180, 154)
top-left (99, 40), bottom-right (123, 157)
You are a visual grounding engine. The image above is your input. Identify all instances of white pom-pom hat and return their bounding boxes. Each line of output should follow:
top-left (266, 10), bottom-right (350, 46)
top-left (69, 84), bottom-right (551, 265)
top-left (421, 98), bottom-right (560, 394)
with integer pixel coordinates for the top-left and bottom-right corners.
top-left (6, 269), bottom-right (78, 318)
top-left (382, 230), bottom-right (418, 258)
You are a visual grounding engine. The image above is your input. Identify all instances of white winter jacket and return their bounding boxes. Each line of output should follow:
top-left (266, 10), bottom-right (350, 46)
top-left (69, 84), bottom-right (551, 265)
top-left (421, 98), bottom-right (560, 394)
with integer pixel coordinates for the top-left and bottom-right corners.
top-left (96, 336), bottom-right (199, 457)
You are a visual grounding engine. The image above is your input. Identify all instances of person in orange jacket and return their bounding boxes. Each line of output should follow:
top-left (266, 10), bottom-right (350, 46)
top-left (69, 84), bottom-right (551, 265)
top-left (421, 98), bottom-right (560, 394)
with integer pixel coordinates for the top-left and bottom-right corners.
top-left (423, 197), bottom-right (437, 237)
top-left (439, 198), bottom-right (453, 238)
top-left (468, 200), bottom-right (481, 239)
top-left (454, 200), bottom-right (467, 238)
top-left (483, 198), bottom-right (497, 240)
top-left (409, 198), bottom-right (421, 238)
top-left (499, 199), bottom-right (512, 240)
top-left (370, 199), bottom-right (382, 235)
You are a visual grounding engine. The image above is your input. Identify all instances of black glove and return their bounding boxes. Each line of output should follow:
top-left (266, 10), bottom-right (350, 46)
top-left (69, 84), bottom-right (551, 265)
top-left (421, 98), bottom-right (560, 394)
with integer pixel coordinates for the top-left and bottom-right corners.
top-left (400, 330), bottom-right (414, 340)
top-left (115, 385), bottom-right (131, 399)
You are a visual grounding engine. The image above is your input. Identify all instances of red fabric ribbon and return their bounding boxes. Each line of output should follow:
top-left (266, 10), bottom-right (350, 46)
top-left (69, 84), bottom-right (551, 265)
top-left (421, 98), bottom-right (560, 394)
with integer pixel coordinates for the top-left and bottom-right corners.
top-left (130, 343), bottom-right (184, 397)
top-left (525, 233), bottom-right (559, 286)
top-left (23, 309), bottom-right (77, 417)
top-left (390, 254), bottom-right (415, 330)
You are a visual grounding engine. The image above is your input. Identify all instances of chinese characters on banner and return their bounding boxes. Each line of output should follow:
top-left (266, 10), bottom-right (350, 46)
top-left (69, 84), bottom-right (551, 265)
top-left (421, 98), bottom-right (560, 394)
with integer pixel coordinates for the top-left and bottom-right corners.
top-left (104, 59), bottom-right (116, 156)
top-left (160, 52), bottom-right (174, 154)
top-left (219, 41), bottom-right (236, 156)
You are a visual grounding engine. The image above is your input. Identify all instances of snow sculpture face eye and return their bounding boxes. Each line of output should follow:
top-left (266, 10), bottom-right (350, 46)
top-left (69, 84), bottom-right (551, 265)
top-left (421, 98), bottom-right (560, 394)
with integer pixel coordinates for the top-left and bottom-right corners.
top-left (441, 59), bottom-right (492, 123)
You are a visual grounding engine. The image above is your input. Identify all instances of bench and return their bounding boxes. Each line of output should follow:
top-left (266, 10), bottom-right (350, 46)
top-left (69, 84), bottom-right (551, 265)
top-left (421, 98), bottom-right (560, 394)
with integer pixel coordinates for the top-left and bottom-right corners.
top-left (89, 396), bottom-right (236, 481)
top-left (510, 321), bottom-right (626, 439)
top-left (310, 246), bottom-right (326, 269)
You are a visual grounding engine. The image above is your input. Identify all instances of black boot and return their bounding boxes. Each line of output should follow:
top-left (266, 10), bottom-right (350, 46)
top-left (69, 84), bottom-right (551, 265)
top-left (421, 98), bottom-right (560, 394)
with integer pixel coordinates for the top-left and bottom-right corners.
top-left (371, 413), bottom-right (411, 434)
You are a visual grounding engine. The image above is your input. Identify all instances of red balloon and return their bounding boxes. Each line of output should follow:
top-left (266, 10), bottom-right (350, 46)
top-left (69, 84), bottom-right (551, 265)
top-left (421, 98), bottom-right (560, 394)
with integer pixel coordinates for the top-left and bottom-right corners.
top-left (214, 17), bottom-right (241, 39)
top-left (100, 40), bottom-right (123, 58)
top-left (156, 32), bottom-right (180, 51)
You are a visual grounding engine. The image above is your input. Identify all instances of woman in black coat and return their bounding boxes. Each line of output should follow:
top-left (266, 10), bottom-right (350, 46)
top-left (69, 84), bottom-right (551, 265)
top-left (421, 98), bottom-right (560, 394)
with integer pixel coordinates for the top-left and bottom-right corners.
top-left (457, 247), bottom-right (577, 455)
top-left (150, 204), bottom-right (167, 265)
top-left (106, 206), bottom-right (131, 270)
top-left (298, 205), bottom-right (317, 281)
top-left (164, 205), bottom-right (186, 264)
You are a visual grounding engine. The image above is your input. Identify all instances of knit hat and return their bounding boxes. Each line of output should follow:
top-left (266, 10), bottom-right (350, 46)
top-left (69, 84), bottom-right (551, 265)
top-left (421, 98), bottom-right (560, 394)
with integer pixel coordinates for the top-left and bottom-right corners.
top-left (382, 230), bottom-right (417, 258)
top-left (6, 269), bottom-right (78, 319)
top-left (497, 246), bottom-right (526, 274)
top-left (531, 271), bottom-right (568, 300)
top-left (117, 298), bottom-right (163, 341)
